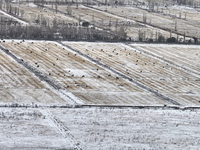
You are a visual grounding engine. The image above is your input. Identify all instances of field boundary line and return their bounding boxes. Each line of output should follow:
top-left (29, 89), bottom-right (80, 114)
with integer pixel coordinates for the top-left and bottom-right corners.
top-left (40, 108), bottom-right (84, 149)
top-left (0, 44), bottom-right (84, 105)
top-left (58, 41), bottom-right (181, 106)
top-left (0, 103), bottom-right (200, 110)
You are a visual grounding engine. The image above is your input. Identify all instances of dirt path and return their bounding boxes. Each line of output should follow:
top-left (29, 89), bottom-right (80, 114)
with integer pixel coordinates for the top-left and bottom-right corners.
top-left (0, 9), bottom-right (29, 25)
top-left (40, 108), bottom-right (83, 149)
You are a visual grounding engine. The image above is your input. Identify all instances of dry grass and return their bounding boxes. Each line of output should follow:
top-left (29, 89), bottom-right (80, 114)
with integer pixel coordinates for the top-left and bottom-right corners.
top-left (1, 40), bottom-right (167, 105)
top-left (65, 41), bottom-right (200, 106)
top-left (0, 46), bottom-right (67, 105)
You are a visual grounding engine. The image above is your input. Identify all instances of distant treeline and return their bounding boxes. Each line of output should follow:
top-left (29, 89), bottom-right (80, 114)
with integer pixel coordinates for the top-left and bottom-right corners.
top-left (0, 24), bottom-right (127, 41)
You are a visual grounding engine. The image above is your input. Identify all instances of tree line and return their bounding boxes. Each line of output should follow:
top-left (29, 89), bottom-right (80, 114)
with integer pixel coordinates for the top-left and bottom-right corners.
top-left (0, 23), bottom-right (127, 41)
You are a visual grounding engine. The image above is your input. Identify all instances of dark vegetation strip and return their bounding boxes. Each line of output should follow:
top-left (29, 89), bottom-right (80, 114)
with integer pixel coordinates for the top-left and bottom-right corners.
top-left (58, 41), bottom-right (181, 106)
top-left (0, 103), bottom-right (199, 111)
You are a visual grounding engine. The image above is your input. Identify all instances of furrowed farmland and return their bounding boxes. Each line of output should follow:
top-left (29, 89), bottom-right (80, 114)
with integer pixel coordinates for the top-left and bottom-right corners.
top-left (46, 4), bottom-right (185, 41)
top-left (7, 3), bottom-right (78, 25)
top-left (1, 40), bottom-right (166, 105)
top-left (64, 41), bottom-right (200, 106)
top-left (1, 0), bottom-right (200, 149)
top-left (0, 42), bottom-right (72, 105)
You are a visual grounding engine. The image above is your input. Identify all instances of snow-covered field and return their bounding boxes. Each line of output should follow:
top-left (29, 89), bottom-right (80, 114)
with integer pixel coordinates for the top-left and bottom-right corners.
top-left (64, 41), bottom-right (200, 106)
top-left (1, 40), bottom-right (166, 105)
top-left (50, 107), bottom-right (200, 149)
top-left (92, 5), bottom-right (200, 39)
top-left (1, 107), bottom-right (199, 149)
top-left (1, 1), bottom-right (200, 149)
top-left (0, 107), bottom-right (74, 149)
top-left (0, 39), bottom-right (200, 149)
top-left (130, 44), bottom-right (200, 75)
top-left (48, 4), bottom-right (182, 41)
top-left (0, 44), bottom-right (74, 105)
top-left (2, 40), bottom-right (200, 106)
top-left (8, 4), bottom-right (78, 25)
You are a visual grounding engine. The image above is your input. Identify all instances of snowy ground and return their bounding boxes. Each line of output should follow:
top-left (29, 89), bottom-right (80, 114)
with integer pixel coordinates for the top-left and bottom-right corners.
top-left (50, 107), bottom-right (200, 149)
top-left (1, 107), bottom-right (199, 149)
top-left (1, 40), bottom-right (200, 149)
top-left (92, 5), bottom-right (200, 39)
top-left (2, 40), bottom-right (200, 106)
top-left (0, 44), bottom-right (75, 106)
top-left (130, 44), bottom-right (200, 76)
top-left (48, 4), bottom-right (183, 41)
top-left (64, 41), bottom-right (200, 106)
top-left (0, 107), bottom-right (74, 149)
top-left (1, 40), bottom-right (166, 105)
top-left (8, 4), bottom-right (78, 25)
